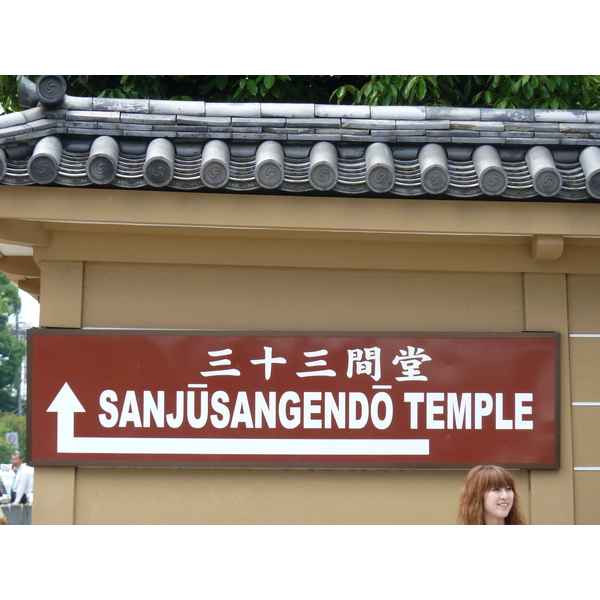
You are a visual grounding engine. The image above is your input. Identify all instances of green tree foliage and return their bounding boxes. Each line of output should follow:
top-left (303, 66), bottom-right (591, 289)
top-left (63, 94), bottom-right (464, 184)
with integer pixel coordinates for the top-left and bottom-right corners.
top-left (332, 75), bottom-right (600, 109)
top-left (2, 75), bottom-right (599, 112)
top-left (0, 413), bottom-right (26, 462)
top-left (0, 75), bottom-right (21, 113)
top-left (0, 274), bottom-right (26, 413)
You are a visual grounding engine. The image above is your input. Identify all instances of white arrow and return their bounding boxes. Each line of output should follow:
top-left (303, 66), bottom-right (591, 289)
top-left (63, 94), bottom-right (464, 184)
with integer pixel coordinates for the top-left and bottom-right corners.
top-left (47, 382), bottom-right (87, 453)
top-left (46, 383), bottom-right (430, 456)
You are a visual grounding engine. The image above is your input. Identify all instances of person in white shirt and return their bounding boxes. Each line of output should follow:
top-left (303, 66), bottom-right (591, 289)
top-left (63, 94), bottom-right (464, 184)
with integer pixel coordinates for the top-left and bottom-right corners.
top-left (10, 452), bottom-right (32, 505)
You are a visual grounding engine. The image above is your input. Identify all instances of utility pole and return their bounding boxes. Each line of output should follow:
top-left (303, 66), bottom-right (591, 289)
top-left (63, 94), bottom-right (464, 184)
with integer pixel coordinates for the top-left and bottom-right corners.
top-left (15, 304), bottom-right (22, 415)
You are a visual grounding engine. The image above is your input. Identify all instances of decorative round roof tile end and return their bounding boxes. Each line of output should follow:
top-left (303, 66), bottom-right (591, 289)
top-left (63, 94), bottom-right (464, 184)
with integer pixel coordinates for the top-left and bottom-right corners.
top-left (36, 75), bottom-right (67, 107)
top-left (256, 159), bottom-right (284, 189)
top-left (532, 167), bottom-right (562, 197)
top-left (255, 141), bottom-right (285, 189)
top-left (309, 162), bottom-right (337, 191)
top-left (422, 165), bottom-right (449, 195)
top-left (28, 154), bottom-right (59, 185)
top-left (473, 145), bottom-right (507, 195)
top-left (479, 166), bottom-right (508, 196)
top-left (201, 140), bottom-right (230, 188)
top-left (309, 142), bottom-right (338, 191)
top-left (201, 159), bottom-right (229, 188)
top-left (526, 146), bottom-right (561, 197)
top-left (27, 137), bottom-right (62, 185)
top-left (87, 155), bottom-right (117, 185)
top-left (366, 164), bottom-right (395, 193)
top-left (86, 136), bottom-right (119, 185)
top-left (143, 138), bottom-right (175, 188)
top-left (143, 157), bottom-right (174, 188)
top-left (418, 143), bottom-right (449, 194)
top-left (365, 143), bottom-right (395, 193)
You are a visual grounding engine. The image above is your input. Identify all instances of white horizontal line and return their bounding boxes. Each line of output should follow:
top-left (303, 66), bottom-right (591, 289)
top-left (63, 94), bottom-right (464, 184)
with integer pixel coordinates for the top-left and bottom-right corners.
top-left (58, 437), bottom-right (431, 456)
top-left (570, 334), bottom-right (600, 338)
top-left (574, 467), bottom-right (600, 470)
top-left (372, 385), bottom-right (393, 389)
top-left (572, 402), bottom-right (600, 406)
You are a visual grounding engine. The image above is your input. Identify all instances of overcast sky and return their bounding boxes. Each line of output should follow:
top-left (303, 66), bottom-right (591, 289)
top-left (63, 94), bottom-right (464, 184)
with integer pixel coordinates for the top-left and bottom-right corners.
top-left (18, 289), bottom-right (39, 328)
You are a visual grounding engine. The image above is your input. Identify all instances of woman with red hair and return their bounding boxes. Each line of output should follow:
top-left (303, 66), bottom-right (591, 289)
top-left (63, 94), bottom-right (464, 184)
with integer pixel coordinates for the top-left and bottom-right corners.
top-left (457, 464), bottom-right (526, 525)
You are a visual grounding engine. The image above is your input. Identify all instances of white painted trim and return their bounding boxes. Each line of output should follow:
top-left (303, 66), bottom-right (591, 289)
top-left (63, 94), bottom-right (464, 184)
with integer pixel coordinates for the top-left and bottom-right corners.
top-left (570, 334), bottom-right (600, 337)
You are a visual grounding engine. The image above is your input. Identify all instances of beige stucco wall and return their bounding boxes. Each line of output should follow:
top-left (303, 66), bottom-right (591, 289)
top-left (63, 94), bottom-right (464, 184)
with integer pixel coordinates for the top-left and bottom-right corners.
top-left (568, 276), bottom-right (600, 524)
top-left (3, 186), bottom-right (599, 524)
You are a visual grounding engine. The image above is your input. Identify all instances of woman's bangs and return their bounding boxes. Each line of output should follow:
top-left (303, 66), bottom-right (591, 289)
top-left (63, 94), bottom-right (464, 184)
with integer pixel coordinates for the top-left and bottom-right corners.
top-left (482, 466), bottom-right (514, 490)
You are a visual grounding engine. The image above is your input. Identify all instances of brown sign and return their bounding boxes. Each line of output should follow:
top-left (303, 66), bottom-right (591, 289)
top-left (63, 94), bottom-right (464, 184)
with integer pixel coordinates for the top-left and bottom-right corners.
top-left (27, 330), bottom-right (560, 469)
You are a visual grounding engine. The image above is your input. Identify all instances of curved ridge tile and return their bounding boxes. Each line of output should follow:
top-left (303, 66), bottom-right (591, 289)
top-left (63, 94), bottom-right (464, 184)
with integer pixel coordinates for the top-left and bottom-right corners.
top-left (86, 136), bottom-right (119, 185)
top-left (365, 143), bottom-right (395, 193)
top-left (579, 147), bottom-right (600, 200)
top-left (309, 141), bottom-right (338, 191)
top-left (255, 141), bottom-right (285, 189)
top-left (418, 143), bottom-right (449, 195)
top-left (0, 111), bottom-right (27, 129)
top-left (28, 136), bottom-right (62, 184)
top-left (526, 146), bottom-right (562, 197)
top-left (473, 145), bottom-right (508, 196)
top-left (17, 77), bottom-right (40, 108)
top-left (143, 138), bottom-right (175, 187)
top-left (19, 76), bottom-right (66, 108)
top-left (201, 140), bottom-right (230, 188)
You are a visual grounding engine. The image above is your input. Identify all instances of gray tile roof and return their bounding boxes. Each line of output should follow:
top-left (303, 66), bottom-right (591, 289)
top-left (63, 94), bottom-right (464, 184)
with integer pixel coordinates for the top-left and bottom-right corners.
top-left (1, 75), bottom-right (600, 200)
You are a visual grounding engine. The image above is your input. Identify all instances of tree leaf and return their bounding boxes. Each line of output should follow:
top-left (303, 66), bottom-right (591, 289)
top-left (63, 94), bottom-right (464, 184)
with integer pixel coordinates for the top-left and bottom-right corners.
top-left (216, 75), bottom-right (229, 91)
top-left (246, 79), bottom-right (258, 95)
top-left (404, 76), bottom-right (419, 95)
